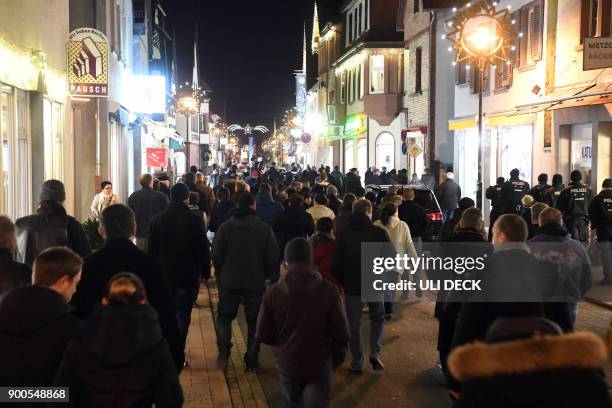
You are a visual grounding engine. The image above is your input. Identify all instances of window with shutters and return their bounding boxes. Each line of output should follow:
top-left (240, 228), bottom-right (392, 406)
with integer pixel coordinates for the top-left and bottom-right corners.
top-left (470, 66), bottom-right (490, 94)
top-left (455, 60), bottom-right (469, 85)
top-left (415, 47), bottom-right (423, 94)
top-left (340, 72), bottom-right (346, 103)
top-left (414, 0), bottom-right (420, 13)
top-left (519, 0), bottom-right (543, 67)
top-left (495, 60), bottom-right (513, 90)
top-left (581, 0), bottom-right (612, 42)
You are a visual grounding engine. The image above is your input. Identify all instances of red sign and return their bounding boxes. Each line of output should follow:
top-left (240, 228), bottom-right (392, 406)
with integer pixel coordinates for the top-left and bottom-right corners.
top-left (146, 148), bottom-right (167, 168)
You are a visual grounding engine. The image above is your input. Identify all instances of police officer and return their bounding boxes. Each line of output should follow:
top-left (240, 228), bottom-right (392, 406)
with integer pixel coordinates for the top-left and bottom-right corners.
top-left (499, 168), bottom-right (530, 215)
top-left (528, 173), bottom-right (550, 203)
top-left (543, 174), bottom-right (564, 207)
top-left (556, 170), bottom-right (593, 242)
top-left (485, 176), bottom-right (505, 241)
top-left (589, 178), bottom-right (612, 285)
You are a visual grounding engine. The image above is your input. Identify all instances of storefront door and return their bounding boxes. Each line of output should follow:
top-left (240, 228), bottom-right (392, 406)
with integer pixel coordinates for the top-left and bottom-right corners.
top-left (570, 123), bottom-right (592, 186)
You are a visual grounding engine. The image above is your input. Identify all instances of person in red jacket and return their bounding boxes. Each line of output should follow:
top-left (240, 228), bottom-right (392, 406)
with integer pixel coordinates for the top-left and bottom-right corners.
top-left (309, 217), bottom-right (343, 297)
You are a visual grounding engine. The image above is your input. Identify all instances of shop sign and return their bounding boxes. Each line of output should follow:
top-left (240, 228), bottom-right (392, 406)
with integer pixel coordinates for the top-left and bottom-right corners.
top-left (408, 144), bottom-right (423, 158)
top-left (125, 75), bottom-right (166, 113)
top-left (146, 147), bottom-right (167, 167)
top-left (584, 37), bottom-right (612, 71)
top-left (67, 28), bottom-right (109, 97)
top-left (578, 140), bottom-right (593, 167)
top-left (345, 114), bottom-right (367, 136)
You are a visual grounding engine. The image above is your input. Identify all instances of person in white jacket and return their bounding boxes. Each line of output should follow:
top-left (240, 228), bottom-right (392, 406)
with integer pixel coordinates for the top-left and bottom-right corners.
top-left (307, 194), bottom-right (336, 225)
top-left (90, 181), bottom-right (118, 220)
top-left (374, 202), bottom-right (418, 319)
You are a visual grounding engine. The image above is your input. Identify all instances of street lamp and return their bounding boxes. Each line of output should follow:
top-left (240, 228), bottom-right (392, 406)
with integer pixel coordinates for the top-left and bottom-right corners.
top-left (445, 1), bottom-right (514, 210)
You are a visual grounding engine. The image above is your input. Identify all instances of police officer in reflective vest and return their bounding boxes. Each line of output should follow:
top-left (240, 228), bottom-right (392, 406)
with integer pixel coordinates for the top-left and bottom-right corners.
top-left (588, 178), bottom-right (612, 285)
top-left (485, 176), bottom-right (505, 241)
top-left (556, 170), bottom-right (593, 242)
top-left (499, 169), bottom-right (530, 215)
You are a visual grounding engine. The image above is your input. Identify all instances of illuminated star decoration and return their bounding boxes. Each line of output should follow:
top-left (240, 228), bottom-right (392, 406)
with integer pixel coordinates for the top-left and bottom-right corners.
top-left (227, 124), bottom-right (270, 135)
top-left (444, 1), bottom-right (517, 67)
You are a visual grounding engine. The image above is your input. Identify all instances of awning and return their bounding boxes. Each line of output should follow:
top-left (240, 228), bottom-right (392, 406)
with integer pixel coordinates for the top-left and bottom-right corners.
top-left (448, 116), bottom-right (476, 131)
top-left (514, 82), bottom-right (612, 114)
top-left (486, 112), bottom-right (534, 127)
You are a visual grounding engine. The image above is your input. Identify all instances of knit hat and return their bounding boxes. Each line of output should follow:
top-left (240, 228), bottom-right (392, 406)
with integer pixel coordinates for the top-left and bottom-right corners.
top-left (326, 184), bottom-right (338, 196)
top-left (284, 237), bottom-right (312, 264)
top-left (40, 180), bottom-right (66, 203)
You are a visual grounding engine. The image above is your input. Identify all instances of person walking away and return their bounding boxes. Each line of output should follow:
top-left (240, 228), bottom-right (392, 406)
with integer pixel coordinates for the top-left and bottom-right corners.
top-left (128, 174), bottom-right (169, 251)
top-left (449, 317), bottom-right (611, 407)
top-left (556, 170), bottom-right (593, 242)
top-left (275, 194), bottom-right (315, 258)
top-left (71, 204), bottom-right (184, 369)
top-left (330, 165), bottom-right (345, 194)
top-left (208, 186), bottom-right (234, 234)
top-left (90, 180), bottom-right (118, 220)
top-left (55, 273), bottom-right (183, 407)
top-left (0, 216), bottom-right (30, 299)
top-left (309, 217), bottom-right (342, 294)
top-left (0, 247), bottom-right (81, 386)
top-left (257, 238), bottom-right (349, 408)
top-left (333, 194), bottom-right (356, 236)
top-left (421, 168), bottom-right (436, 191)
top-left (438, 172), bottom-right (461, 221)
top-left (148, 184), bottom-right (210, 352)
top-left (196, 171), bottom-right (216, 211)
top-left (345, 168), bottom-right (362, 194)
top-left (326, 185), bottom-right (342, 215)
top-left (188, 192), bottom-right (208, 233)
top-left (16, 180), bottom-right (90, 266)
top-left (212, 193), bottom-right (280, 372)
top-left (529, 208), bottom-right (592, 330)
top-left (527, 202), bottom-right (549, 239)
top-left (374, 203), bottom-right (418, 319)
top-left (333, 199), bottom-right (390, 372)
top-left (256, 183), bottom-right (284, 229)
top-left (438, 197), bottom-right (476, 242)
top-left (183, 172), bottom-right (210, 215)
top-left (499, 168), bottom-right (530, 215)
top-left (543, 174), bottom-right (564, 207)
top-left (307, 194), bottom-right (336, 225)
top-left (589, 178), bottom-right (612, 285)
top-left (528, 173), bottom-right (551, 203)
top-left (485, 177), bottom-right (505, 241)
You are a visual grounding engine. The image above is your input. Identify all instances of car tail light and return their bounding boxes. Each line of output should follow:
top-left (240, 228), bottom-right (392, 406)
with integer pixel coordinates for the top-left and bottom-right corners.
top-left (426, 211), bottom-right (443, 222)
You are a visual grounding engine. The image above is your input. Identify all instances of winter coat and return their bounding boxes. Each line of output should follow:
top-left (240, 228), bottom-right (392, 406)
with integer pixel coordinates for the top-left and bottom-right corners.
top-left (148, 202), bottom-right (210, 290)
top-left (345, 172), bottom-right (362, 194)
top-left (332, 213), bottom-right (390, 296)
top-left (307, 204), bottom-right (336, 225)
top-left (373, 217), bottom-right (418, 274)
top-left (333, 209), bottom-right (352, 237)
top-left (309, 233), bottom-right (342, 293)
top-left (90, 192), bottom-right (119, 220)
top-left (450, 332), bottom-right (611, 408)
top-left (274, 206), bottom-right (315, 257)
top-left (589, 188), bottom-right (612, 239)
top-left (208, 199), bottom-right (234, 233)
top-left (0, 285), bottom-right (80, 386)
top-left (196, 181), bottom-right (216, 211)
top-left (212, 208), bottom-right (279, 292)
top-left (15, 203), bottom-right (91, 267)
top-left (127, 186), bottom-right (169, 239)
top-left (72, 238), bottom-right (183, 368)
top-left (500, 177), bottom-right (530, 214)
top-left (398, 200), bottom-right (428, 239)
top-left (256, 191), bottom-right (284, 229)
top-left (0, 249), bottom-right (31, 300)
top-left (256, 264), bottom-right (349, 379)
top-left (55, 304), bottom-right (183, 408)
top-left (437, 180), bottom-right (462, 210)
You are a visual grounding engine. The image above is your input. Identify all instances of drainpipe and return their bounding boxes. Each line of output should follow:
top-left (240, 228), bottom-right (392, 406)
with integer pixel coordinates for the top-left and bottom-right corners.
top-left (427, 10), bottom-right (436, 176)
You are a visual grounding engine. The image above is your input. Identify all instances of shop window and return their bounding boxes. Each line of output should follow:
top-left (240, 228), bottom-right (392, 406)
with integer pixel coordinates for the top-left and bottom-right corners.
top-left (1, 90), bottom-right (12, 216)
top-left (500, 125), bottom-right (533, 185)
top-left (571, 123), bottom-right (593, 185)
top-left (376, 132), bottom-right (395, 170)
top-left (43, 99), bottom-right (64, 181)
top-left (581, 0), bottom-right (612, 42)
top-left (370, 55), bottom-right (385, 94)
top-left (344, 140), bottom-right (354, 172)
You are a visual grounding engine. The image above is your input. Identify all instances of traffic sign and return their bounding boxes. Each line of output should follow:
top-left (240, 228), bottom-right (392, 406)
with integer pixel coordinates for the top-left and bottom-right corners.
top-left (408, 144), bottom-right (423, 158)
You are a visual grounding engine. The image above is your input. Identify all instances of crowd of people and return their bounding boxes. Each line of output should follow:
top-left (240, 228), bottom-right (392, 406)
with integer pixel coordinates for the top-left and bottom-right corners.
top-left (0, 160), bottom-right (609, 407)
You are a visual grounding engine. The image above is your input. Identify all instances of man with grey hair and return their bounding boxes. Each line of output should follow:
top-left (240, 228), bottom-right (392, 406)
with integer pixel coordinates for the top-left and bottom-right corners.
top-left (128, 174), bottom-right (169, 250)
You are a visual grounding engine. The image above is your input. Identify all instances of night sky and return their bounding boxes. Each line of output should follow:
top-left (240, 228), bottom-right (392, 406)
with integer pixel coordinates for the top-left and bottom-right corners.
top-left (164, 0), bottom-right (344, 130)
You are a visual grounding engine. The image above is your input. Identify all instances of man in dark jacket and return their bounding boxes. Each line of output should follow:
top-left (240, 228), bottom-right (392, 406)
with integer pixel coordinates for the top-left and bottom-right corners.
top-left (71, 204), bottom-right (183, 369)
top-left (528, 173), bottom-right (551, 202)
top-left (556, 170), bottom-right (593, 242)
top-left (499, 168), bottom-right (530, 215)
top-left (274, 194), bottom-right (315, 258)
top-left (212, 193), bottom-right (279, 371)
top-left (438, 172), bottom-right (461, 221)
top-left (255, 183), bottom-right (283, 228)
top-left (16, 180), bottom-right (91, 266)
top-left (0, 216), bottom-right (30, 299)
top-left (589, 178), bottom-right (612, 285)
top-left (208, 186), bottom-right (234, 233)
top-left (485, 176), bottom-right (505, 241)
top-left (148, 184), bottom-right (210, 351)
top-left (128, 174), bottom-right (169, 250)
top-left (0, 247), bottom-right (82, 386)
top-left (330, 165), bottom-right (346, 194)
top-left (345, 168), bottom-right (362, 194)
top-left (398, 188), bottom-right (428, 242)
top-left (333, 198), bottom-right (389, 372)
top-left (543, 174), bottom-right (565, 207)
top-left (256, 238), bottom-right (349, 407)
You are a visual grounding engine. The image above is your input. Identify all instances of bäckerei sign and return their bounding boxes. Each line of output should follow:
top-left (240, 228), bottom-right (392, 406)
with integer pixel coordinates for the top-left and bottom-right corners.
top-left (584, 37), bottom-right (612, 71)
top-left (67, 28), bottom-right (109, 97)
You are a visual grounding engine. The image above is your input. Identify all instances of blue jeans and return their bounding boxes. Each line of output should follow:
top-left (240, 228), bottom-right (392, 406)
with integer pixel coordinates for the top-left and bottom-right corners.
top-left (442, 209), bottom-right (455, 222)
top-left (401, 237), bottom-right (423, 299)
top-left (216, 289), bottom-right (262, 365)
top-left (176, 287), bottom-right (199, 348)
top-left (280, 362), bottom-right (332, 408)
top-left (344, 295), bottom-right (384, 369)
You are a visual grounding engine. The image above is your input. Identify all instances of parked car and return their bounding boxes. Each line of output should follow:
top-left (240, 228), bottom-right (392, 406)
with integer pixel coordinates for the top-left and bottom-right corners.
top-left (365, 184), bottom-right (443, 241)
